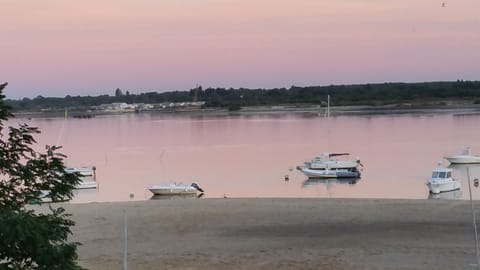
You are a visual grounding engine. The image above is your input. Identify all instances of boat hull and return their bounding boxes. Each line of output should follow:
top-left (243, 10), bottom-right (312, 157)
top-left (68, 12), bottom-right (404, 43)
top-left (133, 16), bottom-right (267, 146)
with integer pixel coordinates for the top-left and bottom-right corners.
top-left (427, 180), bottom-right (461, 194)
top-left (150, 194), bottom-right (197, 200)
top-left (77, 180), bottom-right (97, 189)
top-left (297, 167), bottom-right (360, 179)
top-left (148, 185), bottom-right (197, 195)
top-left (309, 161), bottom-right (358, 170)
top-left (65, 167), bottom-right (95, 177)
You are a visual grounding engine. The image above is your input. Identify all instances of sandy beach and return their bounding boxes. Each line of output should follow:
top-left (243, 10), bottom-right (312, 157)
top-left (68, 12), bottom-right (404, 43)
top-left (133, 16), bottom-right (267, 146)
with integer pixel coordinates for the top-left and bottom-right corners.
top-left (41, 198), bottom-right (480, 269)
top-left (13, 102), bottom-right (480, 120)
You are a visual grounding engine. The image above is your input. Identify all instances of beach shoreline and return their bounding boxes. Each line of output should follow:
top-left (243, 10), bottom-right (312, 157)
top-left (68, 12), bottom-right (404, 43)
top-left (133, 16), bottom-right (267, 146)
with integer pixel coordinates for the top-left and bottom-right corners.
top-left (37, 198), bottom-right (480, 269)
top-left (12, 102), bottom-right (480, 119)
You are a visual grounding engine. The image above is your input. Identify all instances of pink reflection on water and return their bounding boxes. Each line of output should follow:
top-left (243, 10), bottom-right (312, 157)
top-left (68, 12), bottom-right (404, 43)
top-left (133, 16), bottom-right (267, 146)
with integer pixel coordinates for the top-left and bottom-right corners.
top-left (12, 112), bottom-right (480, 202)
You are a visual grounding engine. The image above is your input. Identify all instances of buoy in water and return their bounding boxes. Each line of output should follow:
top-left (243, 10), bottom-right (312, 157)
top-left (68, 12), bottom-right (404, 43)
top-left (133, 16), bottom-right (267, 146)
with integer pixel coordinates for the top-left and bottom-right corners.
top-left (284, 174), bottom-right (289, 181)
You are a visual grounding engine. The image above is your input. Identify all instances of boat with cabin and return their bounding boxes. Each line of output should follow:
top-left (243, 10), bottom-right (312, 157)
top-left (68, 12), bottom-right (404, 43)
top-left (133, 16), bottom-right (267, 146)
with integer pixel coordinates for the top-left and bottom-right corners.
top-left (297, 152), bottom-right (362, 178)
top-left (426, 167), bottom-right (461, 194)
top-left (444, 147), bottom-right (480, 164)
top-left (304, 153), bottom-right (361, 170)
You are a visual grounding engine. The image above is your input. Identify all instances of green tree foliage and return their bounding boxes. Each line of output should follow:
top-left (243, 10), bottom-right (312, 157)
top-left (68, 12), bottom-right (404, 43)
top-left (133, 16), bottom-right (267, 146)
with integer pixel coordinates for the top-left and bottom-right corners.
top-left (114, 88), bottom-right (123, 97)
top-left (0, 83), bottom-right (84, 269)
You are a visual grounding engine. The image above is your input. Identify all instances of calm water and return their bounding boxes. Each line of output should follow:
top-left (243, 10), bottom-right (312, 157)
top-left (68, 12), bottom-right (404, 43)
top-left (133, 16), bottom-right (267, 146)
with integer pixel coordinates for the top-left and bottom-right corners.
top-left (10, 111), bottom-right (480, 202)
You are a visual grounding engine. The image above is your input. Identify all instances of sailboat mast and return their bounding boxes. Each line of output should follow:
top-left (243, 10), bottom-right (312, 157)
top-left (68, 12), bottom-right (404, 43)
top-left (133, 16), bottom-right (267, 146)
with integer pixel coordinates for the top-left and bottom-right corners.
top-left (327, 95), bottom-right (330, 118)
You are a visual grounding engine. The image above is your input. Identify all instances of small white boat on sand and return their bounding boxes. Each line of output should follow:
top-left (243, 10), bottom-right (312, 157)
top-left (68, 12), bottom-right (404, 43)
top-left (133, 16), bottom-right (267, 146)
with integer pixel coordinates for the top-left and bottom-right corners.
top-left (148, 183), bottom-right (204, 196)
top-left (426, 167), bottom-right (461, 194)
top-left (444, 147), bottom-right (480, 164)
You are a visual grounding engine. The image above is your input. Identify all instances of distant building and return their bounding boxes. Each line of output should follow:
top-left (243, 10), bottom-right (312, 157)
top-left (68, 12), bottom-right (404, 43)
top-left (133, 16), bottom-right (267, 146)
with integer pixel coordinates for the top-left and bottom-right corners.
top-left (96, 102), bottom-right (135, 112)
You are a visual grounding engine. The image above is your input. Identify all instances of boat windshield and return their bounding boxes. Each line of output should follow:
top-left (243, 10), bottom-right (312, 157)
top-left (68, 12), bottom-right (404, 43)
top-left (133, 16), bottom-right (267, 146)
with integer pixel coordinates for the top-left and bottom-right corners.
top-left (432, 171), bottom-right (448, 178)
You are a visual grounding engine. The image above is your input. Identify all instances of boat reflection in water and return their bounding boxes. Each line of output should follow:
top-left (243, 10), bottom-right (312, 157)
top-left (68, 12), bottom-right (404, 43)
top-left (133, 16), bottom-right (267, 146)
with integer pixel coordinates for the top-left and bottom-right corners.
top-left (428, 189), bottom-right (462, 200)
top-left (302, 177), bottom-right (360, 187)
top-left (150, 193), bottom-right (204, 200)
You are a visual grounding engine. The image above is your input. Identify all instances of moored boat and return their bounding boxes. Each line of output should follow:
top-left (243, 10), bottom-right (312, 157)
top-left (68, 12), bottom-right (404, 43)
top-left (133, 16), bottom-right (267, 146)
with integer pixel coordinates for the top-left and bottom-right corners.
top-left (428, 189), bottom-right (461, 200)
top-left (444, 147), bottom-right (480, 164)
top-left (426, 167), bottom-right (461, 194)
top-left (297, 152), bottom-right (362, 178)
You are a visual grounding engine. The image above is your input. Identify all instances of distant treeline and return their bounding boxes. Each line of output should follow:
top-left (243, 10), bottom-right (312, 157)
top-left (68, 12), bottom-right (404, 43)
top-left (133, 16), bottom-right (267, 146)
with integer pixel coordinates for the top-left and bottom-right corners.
top-left (6, 81), bottom-right (480, 111)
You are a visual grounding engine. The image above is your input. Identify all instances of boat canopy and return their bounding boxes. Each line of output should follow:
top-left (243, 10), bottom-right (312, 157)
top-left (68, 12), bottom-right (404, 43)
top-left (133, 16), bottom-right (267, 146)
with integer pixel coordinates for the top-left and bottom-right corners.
top-left (329, 153), bottom-right (350, 157)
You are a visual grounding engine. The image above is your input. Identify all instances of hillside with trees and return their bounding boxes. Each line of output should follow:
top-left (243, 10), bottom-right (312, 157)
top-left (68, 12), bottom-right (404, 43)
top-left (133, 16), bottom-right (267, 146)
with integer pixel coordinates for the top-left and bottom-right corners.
top-left (5, 81), bottom-right (480, 112)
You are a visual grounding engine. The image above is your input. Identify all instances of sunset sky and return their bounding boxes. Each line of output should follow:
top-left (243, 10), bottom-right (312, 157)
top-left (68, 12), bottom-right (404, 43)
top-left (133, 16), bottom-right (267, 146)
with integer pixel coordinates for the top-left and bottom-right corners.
top-left (1, 0), bottom-right (479, 99)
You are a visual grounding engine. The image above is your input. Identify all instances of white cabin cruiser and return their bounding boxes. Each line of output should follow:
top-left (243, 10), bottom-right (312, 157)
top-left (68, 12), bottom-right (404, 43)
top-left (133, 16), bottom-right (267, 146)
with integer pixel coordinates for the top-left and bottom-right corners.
top-left (297, 152), bottom-right (362, 178)
top-left (65, 166), bottom-right (97, 189)
top-left (426, 167), bottom-right (461, 194)
top-left (444, 147), bottom-right (480, 164)
top-left (148, 183), bottom-right (204, 196)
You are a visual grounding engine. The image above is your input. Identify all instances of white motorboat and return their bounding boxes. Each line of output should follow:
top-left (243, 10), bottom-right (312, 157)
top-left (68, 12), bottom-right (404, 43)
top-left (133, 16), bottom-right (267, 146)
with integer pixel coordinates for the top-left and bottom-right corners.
top-left (426, 167), bottom-right (461, 194)
top-left (297, 152), bottom-right (362, 178)
top-left (444, 147), bottom-right (480, 164)
top-left (65, 166), bottom-right (97, 189)
top-left (148, 182), bottom-right (204, 196)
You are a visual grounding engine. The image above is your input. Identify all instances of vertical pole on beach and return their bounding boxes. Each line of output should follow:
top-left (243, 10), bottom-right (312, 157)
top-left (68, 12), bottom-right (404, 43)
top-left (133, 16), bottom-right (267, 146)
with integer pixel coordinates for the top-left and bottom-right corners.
top-left (123, 209), bottom-right (128, 270)
top-left (467, 167), bottom-right (480, 268)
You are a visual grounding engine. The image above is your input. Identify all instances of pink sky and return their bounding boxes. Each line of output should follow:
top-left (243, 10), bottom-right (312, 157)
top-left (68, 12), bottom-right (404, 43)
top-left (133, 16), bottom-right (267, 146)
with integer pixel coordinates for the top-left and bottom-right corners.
top-left (1, 0), bottom-right (479, 99)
